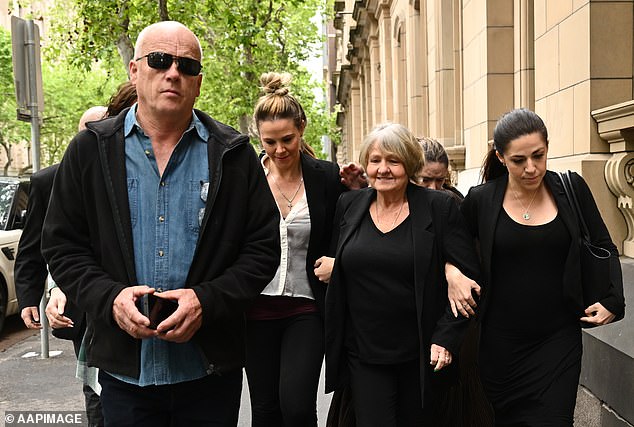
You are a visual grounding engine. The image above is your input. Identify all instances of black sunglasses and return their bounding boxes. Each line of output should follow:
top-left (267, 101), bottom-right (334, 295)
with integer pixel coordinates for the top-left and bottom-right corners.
top-left (136, 52), bottom-right (202, 76)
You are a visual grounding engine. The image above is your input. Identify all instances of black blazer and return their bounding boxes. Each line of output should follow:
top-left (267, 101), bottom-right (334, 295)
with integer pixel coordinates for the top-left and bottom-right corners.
top-left (15, 164), bottom-right (58, 310)
top-left (324, 184), bottom-right (481, 403)
top-left (461, 170), bottom-right (625, 321)
top-left (300, 152), bottom-right (347, 315)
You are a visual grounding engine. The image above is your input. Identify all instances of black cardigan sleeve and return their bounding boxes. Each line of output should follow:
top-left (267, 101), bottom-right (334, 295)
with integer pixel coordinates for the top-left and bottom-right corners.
top-left (571, 172), bottom-right (625, 320)
top-left (431, 194), bottom-right (481, 354)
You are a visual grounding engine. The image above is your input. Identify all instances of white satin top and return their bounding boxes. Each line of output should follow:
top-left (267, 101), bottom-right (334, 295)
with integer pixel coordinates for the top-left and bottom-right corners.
top-left (261, 155), bottom-right (314, 299)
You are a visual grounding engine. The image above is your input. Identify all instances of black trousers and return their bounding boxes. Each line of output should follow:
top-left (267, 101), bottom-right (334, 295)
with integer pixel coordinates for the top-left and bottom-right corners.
top-left (246, 313), bottom-right (324, 427)
top-left (348, 356), bottom-right (425, 427)
top-left (98, 370), bottom-right (242, 427)
top-left (83, 384), bottom-right (104, 427)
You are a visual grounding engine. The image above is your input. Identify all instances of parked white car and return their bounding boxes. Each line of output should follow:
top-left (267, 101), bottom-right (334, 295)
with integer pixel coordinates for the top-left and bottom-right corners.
top-left (0, 177), bottom-right (29, 334)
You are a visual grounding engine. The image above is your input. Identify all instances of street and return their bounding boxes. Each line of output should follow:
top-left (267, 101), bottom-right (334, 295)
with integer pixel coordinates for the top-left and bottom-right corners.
top-left (0, 315), bottom-right (332, 426)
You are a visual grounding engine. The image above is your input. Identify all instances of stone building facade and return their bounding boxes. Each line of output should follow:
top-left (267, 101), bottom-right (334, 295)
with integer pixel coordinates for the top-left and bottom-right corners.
top-left (328, 0), bottom-right (633, 425)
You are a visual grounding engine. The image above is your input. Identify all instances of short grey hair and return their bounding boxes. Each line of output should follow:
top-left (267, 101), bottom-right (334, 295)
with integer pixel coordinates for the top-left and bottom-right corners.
top-left (359, 123), bottom-right (424, 181)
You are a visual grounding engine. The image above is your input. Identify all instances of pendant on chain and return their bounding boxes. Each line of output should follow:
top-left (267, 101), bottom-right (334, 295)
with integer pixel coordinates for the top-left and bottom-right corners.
top-left (512, 184), bottom-right (540, 222)
top-left (270, 174), bottom-right (303, 210)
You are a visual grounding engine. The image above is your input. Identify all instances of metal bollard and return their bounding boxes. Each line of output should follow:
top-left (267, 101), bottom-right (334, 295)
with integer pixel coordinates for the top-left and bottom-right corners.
top-left (39, 292), bottom-right (49, 358)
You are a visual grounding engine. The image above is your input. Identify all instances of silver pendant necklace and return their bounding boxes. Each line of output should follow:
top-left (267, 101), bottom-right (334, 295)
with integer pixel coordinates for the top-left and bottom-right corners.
top-left (512, 185), bottom-right (540, 220)
top-left (270, 174), bottom-right (303, 208)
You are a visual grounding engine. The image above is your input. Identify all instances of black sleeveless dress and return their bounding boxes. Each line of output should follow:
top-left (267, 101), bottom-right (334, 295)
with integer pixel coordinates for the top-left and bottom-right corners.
top-left (480, 210), bottom-right (582, 426)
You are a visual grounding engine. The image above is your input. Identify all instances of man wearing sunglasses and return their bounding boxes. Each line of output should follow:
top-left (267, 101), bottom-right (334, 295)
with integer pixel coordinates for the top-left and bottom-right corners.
top-left (42, 21), bottom-right (280, 426)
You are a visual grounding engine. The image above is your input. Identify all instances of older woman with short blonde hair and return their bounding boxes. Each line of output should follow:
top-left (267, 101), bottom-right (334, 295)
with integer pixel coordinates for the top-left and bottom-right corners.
top-left (325, 123), bottom-right (480, 425)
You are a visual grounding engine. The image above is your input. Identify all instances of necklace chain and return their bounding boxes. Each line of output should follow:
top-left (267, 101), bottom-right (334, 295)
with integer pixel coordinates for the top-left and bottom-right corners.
top-left (376, 199), bottom-right (406, 229)
top-left (270, 174), bottom-right (303, 208)
top-left (512, 185), bottom-right (540, 220)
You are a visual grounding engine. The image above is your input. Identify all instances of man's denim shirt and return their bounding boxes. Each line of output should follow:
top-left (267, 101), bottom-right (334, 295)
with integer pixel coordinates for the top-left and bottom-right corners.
top-left (112, 104), bottom-right (210, 386)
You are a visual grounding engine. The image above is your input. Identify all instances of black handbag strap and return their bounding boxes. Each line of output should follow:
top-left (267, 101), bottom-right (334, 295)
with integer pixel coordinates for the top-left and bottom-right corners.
top-left (558, 171), bottom-right (611, 259)
top-left (558, 171), bottom-right (590, 240)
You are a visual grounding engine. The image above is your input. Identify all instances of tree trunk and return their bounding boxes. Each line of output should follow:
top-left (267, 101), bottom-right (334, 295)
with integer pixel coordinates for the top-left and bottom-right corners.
top-left (239, 114), bottom-right (251, 136)
top-left (116, 0), bottom-right (134, 77)
top-left (117, 34), bottom-right (135, 77)
top-left (158, 0), bottom-right (170, 21)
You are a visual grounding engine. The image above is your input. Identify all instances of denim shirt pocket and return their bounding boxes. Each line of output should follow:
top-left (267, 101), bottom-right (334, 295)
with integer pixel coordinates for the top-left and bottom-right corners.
top-left (127, 178), bottom-right (138, 228)
top-left (187, 180), bottom-right (208, 233)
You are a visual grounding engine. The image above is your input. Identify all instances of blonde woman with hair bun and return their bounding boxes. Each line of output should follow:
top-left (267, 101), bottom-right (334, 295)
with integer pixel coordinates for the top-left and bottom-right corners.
top-left (246, 71), bottom-right (358, 426)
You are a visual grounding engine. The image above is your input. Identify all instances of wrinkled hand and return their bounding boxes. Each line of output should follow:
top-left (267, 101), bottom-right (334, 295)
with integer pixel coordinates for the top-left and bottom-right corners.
top-left (314, 256), bottom-right (335, 283)
top-left (340, 162), bottom-right (368, 190)
top-left (45, 287), bottom-right (74, 329)
top-left (445, 263), bottom-right (481, 318)
top-left (21, 306), bottom-right (42, 329)
top-left (580, 302), bottom-right (616, 326)
top-left (153, 289), bottom-right (202, 343)
top-left (112, 285), bottom-right (157, 339)
top-left (430, 344), bottom-right (453, 372)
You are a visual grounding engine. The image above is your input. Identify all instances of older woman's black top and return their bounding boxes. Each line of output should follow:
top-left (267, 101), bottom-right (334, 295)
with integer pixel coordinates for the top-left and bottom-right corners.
top-left (340, 212), bottom-right (419, 364)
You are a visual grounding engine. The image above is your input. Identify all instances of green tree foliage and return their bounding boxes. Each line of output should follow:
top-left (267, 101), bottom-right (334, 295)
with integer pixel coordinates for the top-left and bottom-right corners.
top-left (46, 0), bottom-right (154, 73)
top-left (0, 17), bottom-right (125, 173)
top-left (44, 0), bottom-right (337, 158)
top-left (40, 63), bottom-right (125, 165)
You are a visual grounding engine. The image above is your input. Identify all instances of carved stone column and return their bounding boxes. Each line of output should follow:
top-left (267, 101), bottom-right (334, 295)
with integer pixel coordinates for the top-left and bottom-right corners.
top-left (445, 144), bottom-right (466, 188)
top-left (593, 100), bottom-right (634, 257)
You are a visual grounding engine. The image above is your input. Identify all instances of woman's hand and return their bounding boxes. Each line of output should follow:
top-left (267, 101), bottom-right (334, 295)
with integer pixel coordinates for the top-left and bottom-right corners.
top-left (430, 344), bottom-right (453, 372)
top-left (445, 262), bottom-right (481, 318)
top-left (45, 287), bottom-right (74, 329)
top-left (314, 256), bottom-right (335, 283)
top-left (580, 302), bottom-right (616, 326)
top-left (20, 306), bottom-right (42, 329)
top-left (339, 162), bottom-right (368, 190)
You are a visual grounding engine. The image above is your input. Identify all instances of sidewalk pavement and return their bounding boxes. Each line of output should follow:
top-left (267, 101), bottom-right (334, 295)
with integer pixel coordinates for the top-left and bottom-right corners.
top-left (0, 331), bottom-right (332, 426)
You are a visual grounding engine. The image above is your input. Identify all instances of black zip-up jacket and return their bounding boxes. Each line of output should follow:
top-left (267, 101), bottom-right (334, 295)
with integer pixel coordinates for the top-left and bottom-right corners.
top-left (41, 108), bottom-right (281, 378)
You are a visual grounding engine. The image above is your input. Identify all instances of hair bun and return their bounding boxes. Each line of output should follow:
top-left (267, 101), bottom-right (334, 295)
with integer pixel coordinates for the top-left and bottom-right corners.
top-left (260, 72), bottom-right (292, 96)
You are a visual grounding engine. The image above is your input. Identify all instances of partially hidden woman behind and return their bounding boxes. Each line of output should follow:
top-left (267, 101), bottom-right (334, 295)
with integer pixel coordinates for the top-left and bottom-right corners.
top-left (246, 71), bottom-right (347, 426)
top-left (416, 136), bottom-right (464, 203)
top-left (452, 108), bottom-right (625, 426)
top-left (325, 123), bottom-right (481, 426)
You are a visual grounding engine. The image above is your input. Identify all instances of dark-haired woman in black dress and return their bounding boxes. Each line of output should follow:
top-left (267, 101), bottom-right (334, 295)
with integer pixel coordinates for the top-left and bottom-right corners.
top-left (447, 109), bottom-right (625, 426)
